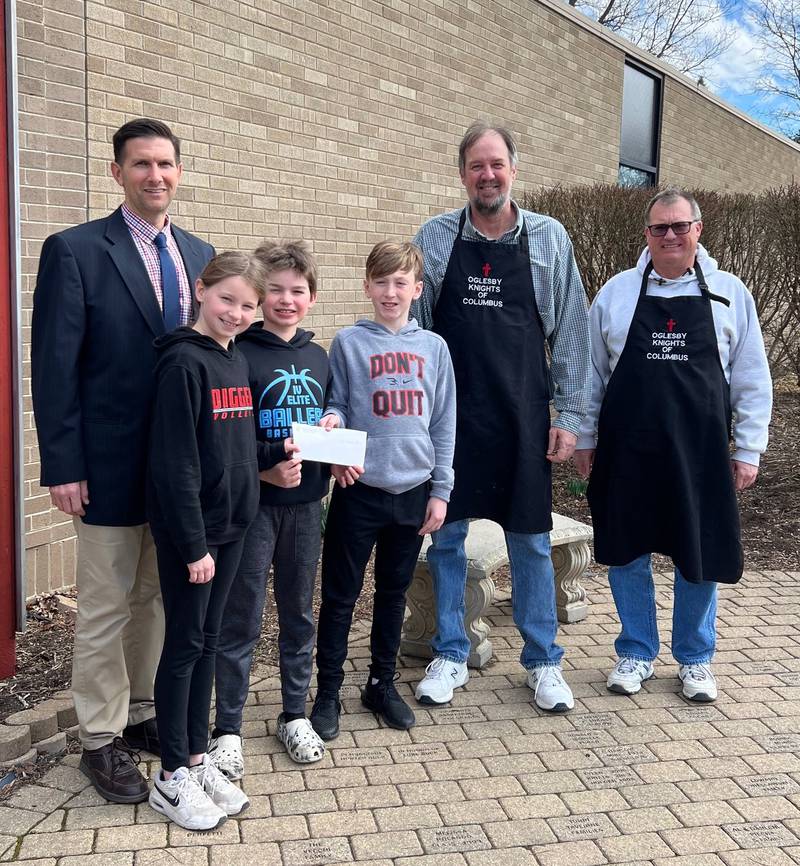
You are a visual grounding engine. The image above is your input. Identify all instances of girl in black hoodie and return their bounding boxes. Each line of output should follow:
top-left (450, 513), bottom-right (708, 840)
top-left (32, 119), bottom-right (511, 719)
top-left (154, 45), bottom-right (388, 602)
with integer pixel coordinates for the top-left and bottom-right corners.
top-left (147, 252), bottom-right (265, 832)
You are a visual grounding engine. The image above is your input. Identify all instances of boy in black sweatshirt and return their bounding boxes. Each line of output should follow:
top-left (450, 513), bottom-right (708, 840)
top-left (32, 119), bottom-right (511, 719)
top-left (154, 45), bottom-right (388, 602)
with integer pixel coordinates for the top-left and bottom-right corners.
top-left (209, 241), bottom-right (330, 775)
top-left (147, 251), bottom-right (264, 832)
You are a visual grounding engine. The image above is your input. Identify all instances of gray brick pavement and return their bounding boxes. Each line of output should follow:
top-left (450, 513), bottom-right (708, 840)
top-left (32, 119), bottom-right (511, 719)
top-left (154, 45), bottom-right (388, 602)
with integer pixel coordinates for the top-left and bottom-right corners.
top-left (1, 569), bottom-right (799, 863)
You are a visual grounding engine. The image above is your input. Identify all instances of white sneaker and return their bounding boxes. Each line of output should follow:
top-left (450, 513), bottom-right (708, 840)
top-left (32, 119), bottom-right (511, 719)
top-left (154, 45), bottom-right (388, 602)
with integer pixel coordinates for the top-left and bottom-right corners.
top-left (526, 665), bottom-right (575, 712)
top-left (149, 766), bottom-right (227, 831)
top-left (277, 715), bottom-right (326, 764)
top-left (607, 657), bottom-right (655, 695)
top-left (207, 733), bottom-right (244, 781)
top-left (679, 662), bottom-right (717, 702)
top-left (414, 657), bottom-right (469, 705)
top-left (189, 755), bottom-right (249, 816)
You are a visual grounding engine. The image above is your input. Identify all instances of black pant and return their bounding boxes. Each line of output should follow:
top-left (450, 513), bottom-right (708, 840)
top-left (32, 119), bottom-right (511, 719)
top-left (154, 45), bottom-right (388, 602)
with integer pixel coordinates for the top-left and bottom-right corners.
top-left (153, 534), bottom-right (245, 772)
top-left (316, 481), bottom-right (427, 692)
top-left (215, 500), bottom-right (322, 726)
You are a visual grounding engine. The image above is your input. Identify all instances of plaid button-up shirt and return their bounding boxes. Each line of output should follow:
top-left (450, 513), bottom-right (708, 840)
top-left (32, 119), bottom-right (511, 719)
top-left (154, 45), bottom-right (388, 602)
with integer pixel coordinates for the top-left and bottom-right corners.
top-left (122, 203), bottom-right (193, 326)
top-left (411, 203), bottom-right (591, 435)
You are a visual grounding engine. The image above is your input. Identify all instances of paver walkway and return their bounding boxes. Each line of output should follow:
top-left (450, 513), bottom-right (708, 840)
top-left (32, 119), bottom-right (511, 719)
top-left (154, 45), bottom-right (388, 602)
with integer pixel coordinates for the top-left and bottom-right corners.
top-left (0, 567), bottom-right (799, 865)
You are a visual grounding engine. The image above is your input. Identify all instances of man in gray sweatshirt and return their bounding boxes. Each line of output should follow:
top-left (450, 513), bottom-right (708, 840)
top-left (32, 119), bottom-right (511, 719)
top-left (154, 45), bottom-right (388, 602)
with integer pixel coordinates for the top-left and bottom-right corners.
top-left (310, 242), bottom-right (456, 737)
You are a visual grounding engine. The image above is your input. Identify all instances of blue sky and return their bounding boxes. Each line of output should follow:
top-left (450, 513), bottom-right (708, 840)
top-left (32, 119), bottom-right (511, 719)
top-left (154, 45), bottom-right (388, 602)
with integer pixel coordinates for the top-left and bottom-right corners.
top-left (704, 2), bottom-right (798, 140)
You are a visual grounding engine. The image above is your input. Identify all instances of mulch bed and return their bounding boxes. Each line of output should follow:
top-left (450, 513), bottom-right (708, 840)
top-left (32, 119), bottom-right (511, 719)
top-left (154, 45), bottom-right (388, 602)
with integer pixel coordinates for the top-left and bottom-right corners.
top-left (2, 391), bottom-right (797, 726)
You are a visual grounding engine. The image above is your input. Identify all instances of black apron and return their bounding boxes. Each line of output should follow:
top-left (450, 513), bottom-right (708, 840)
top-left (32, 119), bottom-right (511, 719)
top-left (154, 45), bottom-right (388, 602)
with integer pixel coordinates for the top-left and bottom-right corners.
top-left (433, 209), bottom-right (552, 533)
top-left (587, 260), bottom-right (743, 584)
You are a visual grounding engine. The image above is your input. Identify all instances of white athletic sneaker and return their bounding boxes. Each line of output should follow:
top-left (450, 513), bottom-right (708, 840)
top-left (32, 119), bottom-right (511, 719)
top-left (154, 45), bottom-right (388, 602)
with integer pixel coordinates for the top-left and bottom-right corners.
top-left (414, 657), bottom-right (469, 705)
top-left (607, 657), bottom-right (655, 695)
top-left (189, 755), bottom-right (249, 816)
top-left (526, 665), bottom-right (575, 712)
top-left (207, 733), bottom-right (244, 781)
top-left (276, 715), bottom-right (326, 764)
top-left (679, 662), bottom-right (718, 702)
top-left (149, 766), bottom-right (227, 831)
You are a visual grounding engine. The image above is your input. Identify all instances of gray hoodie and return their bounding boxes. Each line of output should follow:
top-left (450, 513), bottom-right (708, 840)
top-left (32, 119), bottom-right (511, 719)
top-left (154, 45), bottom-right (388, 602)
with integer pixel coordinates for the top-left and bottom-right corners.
top-left (324, 318), bottom-right (456, 499)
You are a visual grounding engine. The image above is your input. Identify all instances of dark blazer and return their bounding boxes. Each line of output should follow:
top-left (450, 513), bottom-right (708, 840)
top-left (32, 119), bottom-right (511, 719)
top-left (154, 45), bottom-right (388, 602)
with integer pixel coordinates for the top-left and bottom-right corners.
top-left (31, 206), bottom-right (215, 526)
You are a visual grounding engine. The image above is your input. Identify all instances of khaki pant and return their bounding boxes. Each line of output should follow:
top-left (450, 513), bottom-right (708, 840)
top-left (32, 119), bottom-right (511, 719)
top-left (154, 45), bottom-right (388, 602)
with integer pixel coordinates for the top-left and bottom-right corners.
top-left (71, 519), bottom-right (164, 749)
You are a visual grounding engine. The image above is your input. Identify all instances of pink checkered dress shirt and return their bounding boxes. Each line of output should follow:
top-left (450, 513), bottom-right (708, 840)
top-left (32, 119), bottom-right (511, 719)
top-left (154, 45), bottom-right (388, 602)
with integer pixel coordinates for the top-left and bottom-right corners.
top-left (121, 203), bottom-right (193, 326)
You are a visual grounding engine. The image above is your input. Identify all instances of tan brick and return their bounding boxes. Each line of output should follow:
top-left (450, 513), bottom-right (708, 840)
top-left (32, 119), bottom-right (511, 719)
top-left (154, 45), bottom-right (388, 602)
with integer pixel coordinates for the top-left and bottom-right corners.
top-left (374, 804), bottom-right (443, 831)
top-left (351, 829), bottom-right (423, 859)
top-left (466, 849), bottom-right (538, 866)
top-left (532, 840), bottom-right (607, 866)
top-left (598, 831), bottom-right (674, 862)
top-left (660, 827), bottom-right (739, 855)
top-left (562, 789), bottom-right (628, 814)
top-left (397, 856), bottom-right (468, 866)
top-left (500, 794), bottom-right (570, 819)
top-left (18, 830), bottom-right (93, 860)
top-left (608, 806), bottom-right (680, 833)
top-left (437, 798), bottom-right (507, 826)
top-left (336, 783), bottom-right (402, 810)
top-left (672, 800), bottom-right (745, 827)
top-left (482, 817), bottom-right (557, 847)
top-left (239, 815), bottom-right (308, 843)
top-left (307, 807), bottom-right (377, 837)
top-left (270, 789), bottom-right (337, 816)
top-left (136, 850), bottom-right (206, 866)
top-left (95, 821), bottom-right (166, 852)
top-left (63, 856), bottom-right (133, 866)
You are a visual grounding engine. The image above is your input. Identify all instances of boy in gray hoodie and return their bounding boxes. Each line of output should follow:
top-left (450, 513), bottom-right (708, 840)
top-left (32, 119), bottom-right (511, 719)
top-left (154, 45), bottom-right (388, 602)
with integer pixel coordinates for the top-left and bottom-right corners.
top-left (310, 242), bottom-right (457, 736)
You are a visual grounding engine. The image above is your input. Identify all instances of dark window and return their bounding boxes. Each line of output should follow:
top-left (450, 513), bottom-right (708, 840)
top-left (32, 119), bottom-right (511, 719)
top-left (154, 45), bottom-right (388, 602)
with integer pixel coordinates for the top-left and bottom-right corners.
top-left (619, 61), bottom-right (661, 187)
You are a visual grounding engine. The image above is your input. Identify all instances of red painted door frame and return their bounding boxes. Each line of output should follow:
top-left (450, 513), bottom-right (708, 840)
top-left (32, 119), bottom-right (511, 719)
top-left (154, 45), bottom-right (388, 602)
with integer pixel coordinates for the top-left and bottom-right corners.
top-left (0, 0), bottom-right (17, 678)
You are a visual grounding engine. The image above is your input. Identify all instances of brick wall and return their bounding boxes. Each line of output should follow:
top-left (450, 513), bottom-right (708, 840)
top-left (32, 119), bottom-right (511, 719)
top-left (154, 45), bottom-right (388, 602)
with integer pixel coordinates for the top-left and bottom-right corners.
top-left (17, 0), bottom-right (800, 597)
top-left (660, 78), bottom-right (800, 191)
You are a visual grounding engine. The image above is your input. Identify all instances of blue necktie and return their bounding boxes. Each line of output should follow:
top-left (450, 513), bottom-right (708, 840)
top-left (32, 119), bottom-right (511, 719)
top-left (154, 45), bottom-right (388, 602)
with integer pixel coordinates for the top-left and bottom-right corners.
top-left (154, 232), bottom-right (181, 330)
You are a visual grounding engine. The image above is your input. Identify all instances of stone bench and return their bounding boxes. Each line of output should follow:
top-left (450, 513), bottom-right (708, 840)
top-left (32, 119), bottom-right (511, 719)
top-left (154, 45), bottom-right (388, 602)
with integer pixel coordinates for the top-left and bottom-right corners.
top-left (400, 514), bottom-right (593, 668)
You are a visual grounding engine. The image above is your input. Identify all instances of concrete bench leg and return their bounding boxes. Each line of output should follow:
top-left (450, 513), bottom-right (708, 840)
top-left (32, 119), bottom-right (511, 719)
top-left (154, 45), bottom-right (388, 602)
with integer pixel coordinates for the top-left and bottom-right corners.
top-left (401, 563), bottom-right (495, 669)
top-left (553, 540), bottom-right (591, 624)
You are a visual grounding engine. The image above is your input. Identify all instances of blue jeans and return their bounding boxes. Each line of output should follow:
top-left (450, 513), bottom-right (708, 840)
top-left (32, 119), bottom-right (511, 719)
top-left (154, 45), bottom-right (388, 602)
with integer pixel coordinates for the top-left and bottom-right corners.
top-left (609, 554), bottom-right (717, 665)
top-left (427, 520), bottom-right (563, 669)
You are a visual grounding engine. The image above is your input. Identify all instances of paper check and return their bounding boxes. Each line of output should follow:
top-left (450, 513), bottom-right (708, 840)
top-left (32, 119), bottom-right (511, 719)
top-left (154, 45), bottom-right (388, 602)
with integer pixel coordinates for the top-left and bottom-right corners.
top-left (292, 422), bottom-right (367, 466)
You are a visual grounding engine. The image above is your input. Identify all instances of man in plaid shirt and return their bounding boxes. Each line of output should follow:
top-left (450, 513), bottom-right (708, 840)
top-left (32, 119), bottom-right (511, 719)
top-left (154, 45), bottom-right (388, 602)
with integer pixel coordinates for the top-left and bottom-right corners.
top-left (411, 121), bottom-right (590, 713)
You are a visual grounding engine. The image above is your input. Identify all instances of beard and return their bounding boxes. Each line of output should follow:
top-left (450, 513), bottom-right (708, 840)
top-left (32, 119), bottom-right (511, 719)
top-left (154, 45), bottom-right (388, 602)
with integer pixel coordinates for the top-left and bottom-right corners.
top-left (471, 190), bottom-right (508, 216)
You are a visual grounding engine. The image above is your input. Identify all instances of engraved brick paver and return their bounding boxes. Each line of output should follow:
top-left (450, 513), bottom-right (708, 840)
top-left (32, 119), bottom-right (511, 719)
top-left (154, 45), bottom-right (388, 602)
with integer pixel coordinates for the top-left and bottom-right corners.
top-left (8, 570), bottom-right (800, 863)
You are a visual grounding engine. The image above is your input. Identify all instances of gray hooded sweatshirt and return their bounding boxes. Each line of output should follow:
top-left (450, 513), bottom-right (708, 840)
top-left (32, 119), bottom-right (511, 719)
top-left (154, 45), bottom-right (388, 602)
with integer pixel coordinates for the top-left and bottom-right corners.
top-left (324, 318), bottom-right (456, 500)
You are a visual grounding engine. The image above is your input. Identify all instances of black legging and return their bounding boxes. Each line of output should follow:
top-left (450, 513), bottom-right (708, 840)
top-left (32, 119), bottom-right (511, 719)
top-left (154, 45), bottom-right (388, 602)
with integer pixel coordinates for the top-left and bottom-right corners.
top-left (152, 534), bottom-right (244, 772)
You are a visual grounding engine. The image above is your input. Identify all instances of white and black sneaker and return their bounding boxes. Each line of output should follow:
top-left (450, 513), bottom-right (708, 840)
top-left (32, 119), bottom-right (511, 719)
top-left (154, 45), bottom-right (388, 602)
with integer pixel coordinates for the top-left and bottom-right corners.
top-left (679, 662), bottom-right (717, 702)
top-left (207, 733), bottom-right (244, 781)
top-left (149, 766), bottom-right (227, 831)
top-left (607, 657), bottom-right (655, 695)
top-left (526, 665), bottom-right (575, 713)
top-left (189, 755), bottom-right (249, 816)
top-left (414, 657), bottom-right (469, 705)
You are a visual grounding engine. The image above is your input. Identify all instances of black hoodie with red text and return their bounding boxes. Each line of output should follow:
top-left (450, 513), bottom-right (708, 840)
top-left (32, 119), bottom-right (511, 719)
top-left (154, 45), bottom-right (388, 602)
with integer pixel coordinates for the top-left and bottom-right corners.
top-left (237, 323), bottom-right (330, 506)
top-left (147, 327), bottom-right (259, 563)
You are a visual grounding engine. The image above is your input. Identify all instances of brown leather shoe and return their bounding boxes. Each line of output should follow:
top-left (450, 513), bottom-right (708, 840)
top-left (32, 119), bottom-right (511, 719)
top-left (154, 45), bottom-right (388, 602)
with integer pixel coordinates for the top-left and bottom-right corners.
top-left (122, 717), bottom-right (160, 756)
top-left (79, 738), bottom-right (149, 803)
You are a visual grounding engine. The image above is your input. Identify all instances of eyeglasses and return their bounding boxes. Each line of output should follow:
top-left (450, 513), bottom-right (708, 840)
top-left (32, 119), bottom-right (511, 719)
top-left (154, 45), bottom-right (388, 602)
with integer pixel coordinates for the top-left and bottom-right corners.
top-left (646, 220), bottom-right (698, 237)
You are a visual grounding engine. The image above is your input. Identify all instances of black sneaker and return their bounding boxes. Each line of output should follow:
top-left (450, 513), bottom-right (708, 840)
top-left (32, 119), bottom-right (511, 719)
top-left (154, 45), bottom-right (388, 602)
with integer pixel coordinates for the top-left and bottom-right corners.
top-left (361, 677), bottom-right (416, 730)
top-left (309, 692), bottom-right (341, 741)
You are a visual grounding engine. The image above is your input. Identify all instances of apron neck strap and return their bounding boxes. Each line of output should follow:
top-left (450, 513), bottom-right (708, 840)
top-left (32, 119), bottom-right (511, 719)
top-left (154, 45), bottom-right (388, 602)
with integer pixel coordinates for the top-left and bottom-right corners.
top-left (695, 258), bottom-right (731, 307)
top-left (457, 206), bottom-right (529, 249)
top-left (639, 258), bottom-right (730, 306)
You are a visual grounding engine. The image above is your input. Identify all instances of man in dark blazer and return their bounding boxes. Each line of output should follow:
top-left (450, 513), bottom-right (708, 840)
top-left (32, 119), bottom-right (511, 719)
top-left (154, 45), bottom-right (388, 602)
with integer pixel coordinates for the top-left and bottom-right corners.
top-left (31, 118), bottom-right (214, 803)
